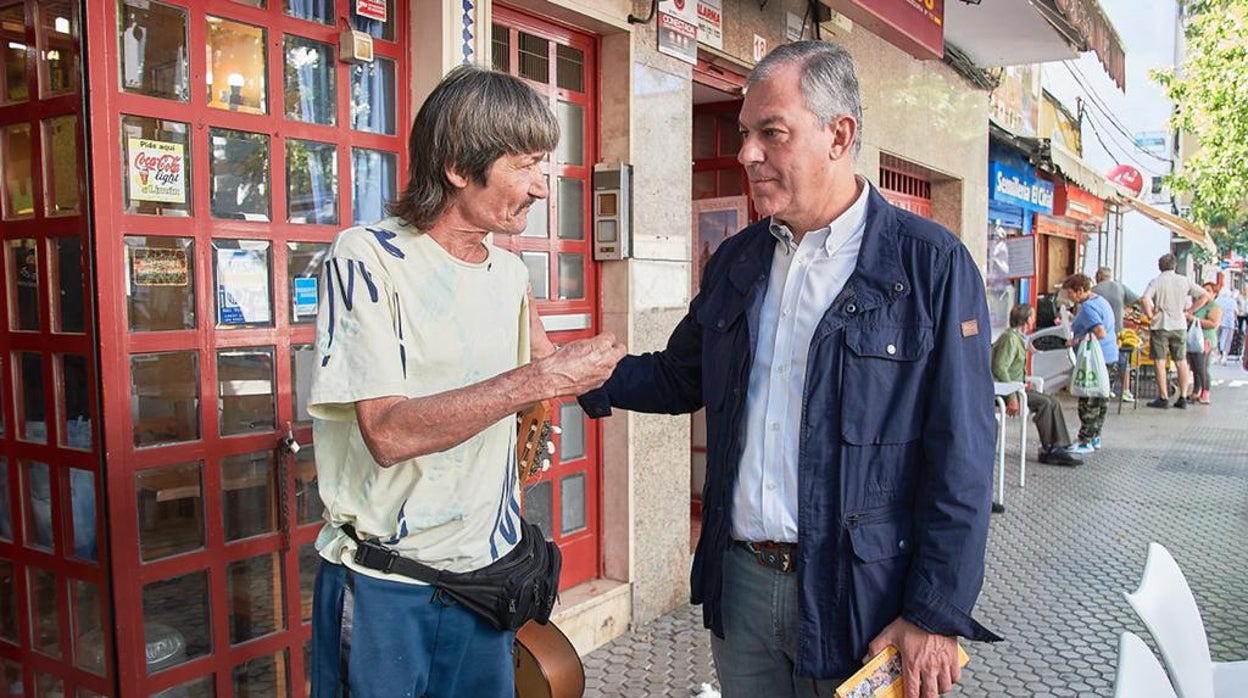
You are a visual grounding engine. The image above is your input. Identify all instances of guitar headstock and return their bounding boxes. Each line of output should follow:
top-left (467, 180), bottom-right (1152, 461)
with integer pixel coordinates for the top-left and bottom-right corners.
top-left (516, 400), bottom-right (558, 489)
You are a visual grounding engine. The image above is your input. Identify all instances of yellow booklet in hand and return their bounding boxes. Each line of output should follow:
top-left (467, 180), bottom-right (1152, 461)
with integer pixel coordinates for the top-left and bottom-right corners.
top-left (834, 644), bottom-right (970, 698)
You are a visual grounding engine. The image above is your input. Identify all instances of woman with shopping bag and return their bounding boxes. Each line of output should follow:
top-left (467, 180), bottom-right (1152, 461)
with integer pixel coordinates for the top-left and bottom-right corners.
top-left (1063, 274), bottom-right (1118, 455)
top-left (1184, 281), bottom-right (1222, 404)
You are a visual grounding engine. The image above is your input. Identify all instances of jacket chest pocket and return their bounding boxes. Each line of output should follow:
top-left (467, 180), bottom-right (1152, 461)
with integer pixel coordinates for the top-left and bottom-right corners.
top-left (841, 325), bottom-right (932, 444)
top-left (696, 296), bottom-right (748, 412)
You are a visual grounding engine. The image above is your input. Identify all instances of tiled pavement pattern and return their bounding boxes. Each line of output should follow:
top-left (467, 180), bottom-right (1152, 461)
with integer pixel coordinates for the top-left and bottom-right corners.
top-left (582, 362), bottom-right (1248, 697)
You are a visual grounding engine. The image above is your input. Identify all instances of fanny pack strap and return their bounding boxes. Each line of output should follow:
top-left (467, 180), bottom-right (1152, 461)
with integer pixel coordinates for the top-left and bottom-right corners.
top-left (341, 524), bottom-right (447, 585)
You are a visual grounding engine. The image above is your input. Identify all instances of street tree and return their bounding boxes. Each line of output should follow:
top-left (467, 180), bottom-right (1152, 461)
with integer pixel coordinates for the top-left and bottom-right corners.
top-left (1153, 0), bottom-right (1248, 257)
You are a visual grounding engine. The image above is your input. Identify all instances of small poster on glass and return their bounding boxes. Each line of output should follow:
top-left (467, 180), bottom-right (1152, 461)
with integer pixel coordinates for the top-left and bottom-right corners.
top-left (292, 276), bottom-right (318, 320)
top-left (216, 244), bottom-right (271, 326)
top-left (128, 137), bottom-right (186, 204)
top-left (131, 247), bottom-right (189, 287)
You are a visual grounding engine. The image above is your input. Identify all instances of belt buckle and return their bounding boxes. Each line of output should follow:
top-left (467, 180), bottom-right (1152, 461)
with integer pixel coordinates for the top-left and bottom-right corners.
top-left (747, 541), bottom-right (795, 573)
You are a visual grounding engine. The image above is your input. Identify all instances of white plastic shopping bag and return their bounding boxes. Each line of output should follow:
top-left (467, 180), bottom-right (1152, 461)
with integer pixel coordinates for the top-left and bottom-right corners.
top-left (1071, 336), bottom-right (1111, 398)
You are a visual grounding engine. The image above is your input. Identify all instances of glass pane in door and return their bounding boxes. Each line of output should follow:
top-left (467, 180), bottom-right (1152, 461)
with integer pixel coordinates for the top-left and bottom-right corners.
top-left (42, 114), bottom-right (83, 215)
top-left (283, 35), bottom-right (335, 126)
top-left (351, 147), bottom-right (395, 225)
top-left (210, 129), bottom-right (270, 221)
top-left (350, 58), bottom-right (395, 135)
top-left (217, 347), bottom-right (276, 436)
top-left (227, 553), bottom-right (284, 643)
top-left (125, 236), bottom-right (196, 331)
top-left (136, 462), bottom-right (205, 561)
top-left (213, 240), bottom-right (273, 328)
top-left (288, 242), bottom-right (328, 323)
top-left (52, 236), bottom-right (85, 332)
top-left (118, 0), bottom-right (190, 101)
top-left (131, 351), bottom-right (200, 447)
top-left (121, 115), bottom-right (192, 217)
top-left (206, 16), bottom-right (267, 115)
top-left (7, 239), bottom-right (40, 331)
top-left (286, 139), bottom-right (338, 225)
top-left (58, 353), bottom-right (92, 450)
top-left (1, 123), bottom-right (33, 219)
top-left (37, 0), bottom-right (77, 97)
top-left (222, 452), bottom-right (276, 540)
top-left (1, 4), bottom-right (28, 104)
top-left (142, 571), bottom-right (211, 670)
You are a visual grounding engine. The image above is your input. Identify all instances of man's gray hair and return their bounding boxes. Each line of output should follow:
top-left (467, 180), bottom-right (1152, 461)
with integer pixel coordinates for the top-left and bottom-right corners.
top-left (1158, 253), bottom-right (1178, 272)
top-left (389, 65), bottom-right (559, 229)
top-left (1096, 266), bottom-right (1113, 283)
top-left (746, 40), bottom-right (863, 158)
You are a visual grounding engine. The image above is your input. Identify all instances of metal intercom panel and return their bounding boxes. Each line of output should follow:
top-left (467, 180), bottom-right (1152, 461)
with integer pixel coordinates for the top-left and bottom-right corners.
top-left (592, 162), bottom-right (632, 260)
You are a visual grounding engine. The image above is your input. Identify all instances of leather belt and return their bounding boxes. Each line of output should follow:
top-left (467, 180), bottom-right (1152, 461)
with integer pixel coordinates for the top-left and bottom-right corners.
top-left (735, 540), bottom-right (797, 573)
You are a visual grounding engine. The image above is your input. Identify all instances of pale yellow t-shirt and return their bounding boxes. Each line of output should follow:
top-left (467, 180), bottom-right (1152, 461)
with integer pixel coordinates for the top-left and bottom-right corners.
top-left (308, 217), bottom-right (531, 581)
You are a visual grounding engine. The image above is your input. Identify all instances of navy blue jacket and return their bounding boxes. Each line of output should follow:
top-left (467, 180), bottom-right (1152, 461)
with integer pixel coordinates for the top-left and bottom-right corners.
top-left (580, 187), bottom-right (1001, 679)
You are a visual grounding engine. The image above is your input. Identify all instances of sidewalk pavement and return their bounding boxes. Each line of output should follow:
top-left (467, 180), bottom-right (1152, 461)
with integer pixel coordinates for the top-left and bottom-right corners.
top-left (582, 361), bottom-right (1248, 697)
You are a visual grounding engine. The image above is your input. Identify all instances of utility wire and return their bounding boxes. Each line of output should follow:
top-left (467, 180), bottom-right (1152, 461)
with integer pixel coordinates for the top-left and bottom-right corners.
top-left (1063, 61), bottom-right (1174, 164)
top-left (1082, 107), bottom-right (1159, 172)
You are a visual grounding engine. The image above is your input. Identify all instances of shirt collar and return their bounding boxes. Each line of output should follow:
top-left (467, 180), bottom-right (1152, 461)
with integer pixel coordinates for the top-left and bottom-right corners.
top-left (768, 176), bottom-right (871, 255)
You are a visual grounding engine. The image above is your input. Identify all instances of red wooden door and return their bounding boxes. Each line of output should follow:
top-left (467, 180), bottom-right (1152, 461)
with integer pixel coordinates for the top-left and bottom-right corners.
top-left (0, 1), bottom-right (105, 696)
top-left (84, 1), bottom-right (407, 695)
top-left (490, 5), bottom-right (601, 590)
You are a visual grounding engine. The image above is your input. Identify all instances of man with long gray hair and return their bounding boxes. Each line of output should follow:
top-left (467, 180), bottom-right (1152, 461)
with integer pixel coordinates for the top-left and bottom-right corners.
top-left (307, 66), bottom-right (624, 697)
top-left (580, 41), bottom-right (999, 697)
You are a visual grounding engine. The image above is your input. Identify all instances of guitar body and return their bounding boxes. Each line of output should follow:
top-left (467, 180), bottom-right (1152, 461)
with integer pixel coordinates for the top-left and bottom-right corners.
top-left (514, 620), bottom-right (585, 698)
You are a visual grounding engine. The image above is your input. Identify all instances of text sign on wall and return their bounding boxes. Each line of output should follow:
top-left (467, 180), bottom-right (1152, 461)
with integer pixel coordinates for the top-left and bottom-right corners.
top-left (658, 11), bottom-right (698, 65)
top-left (830, 0), bottom-right (944, 59)
top-left (697, 0), bottom-right (723, 50)
top-left (989, 162), bottom-right (1054, 214)
top-left (356, 0), bottom-right (386, 22)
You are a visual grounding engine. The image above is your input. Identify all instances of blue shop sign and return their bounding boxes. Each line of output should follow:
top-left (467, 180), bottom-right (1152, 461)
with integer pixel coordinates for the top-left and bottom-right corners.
top-left (990, 161), bottom-right (1054, 214)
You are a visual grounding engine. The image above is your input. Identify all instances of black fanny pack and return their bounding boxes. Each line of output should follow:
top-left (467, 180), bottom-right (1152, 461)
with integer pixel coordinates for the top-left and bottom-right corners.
top-left (343, 518), bottom-right (561, 631)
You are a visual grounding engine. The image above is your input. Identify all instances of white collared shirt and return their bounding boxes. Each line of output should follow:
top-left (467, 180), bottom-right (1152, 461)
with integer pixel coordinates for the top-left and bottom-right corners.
top-left (731, 180), bottom-right (871, 543)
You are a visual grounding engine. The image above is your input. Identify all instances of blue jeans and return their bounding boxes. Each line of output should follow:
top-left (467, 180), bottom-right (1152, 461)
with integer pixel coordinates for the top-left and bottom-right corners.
top-left (710, 544), bottom-right (839, 697)
top-left (310, 560), bottom-right (515, 698)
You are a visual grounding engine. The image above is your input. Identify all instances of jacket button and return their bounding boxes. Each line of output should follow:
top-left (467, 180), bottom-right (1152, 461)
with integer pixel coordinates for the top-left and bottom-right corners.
top-left (717, 319), bottom-right (725, 329)
top-left (845, 303), bottom-right (857, 314)
top-left (898, 538), bottom-right (908, 551)
top-left (886, 344), bottom-right (897, 355)
top-left (894, 282), bottom-right (905, 293)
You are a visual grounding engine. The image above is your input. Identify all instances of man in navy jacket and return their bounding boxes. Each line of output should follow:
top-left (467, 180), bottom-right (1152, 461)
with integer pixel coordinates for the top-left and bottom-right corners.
top-left (579, 41), bottom-right (999, 697)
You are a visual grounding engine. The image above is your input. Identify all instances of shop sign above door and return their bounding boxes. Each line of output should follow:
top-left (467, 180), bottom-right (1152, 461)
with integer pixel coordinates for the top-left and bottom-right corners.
top-left (830, 0), bottom-right (944, 60)
top-left (990, 161), bottom-right (1053, 214)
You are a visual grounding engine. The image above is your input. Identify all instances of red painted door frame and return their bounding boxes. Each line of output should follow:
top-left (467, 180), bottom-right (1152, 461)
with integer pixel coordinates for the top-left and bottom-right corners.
top-left (84, 1), bottom-right (407, 695)
top-left (0, 1), bottom-right (105, 695)
top-left (491, 4), bottom-right (602, 589)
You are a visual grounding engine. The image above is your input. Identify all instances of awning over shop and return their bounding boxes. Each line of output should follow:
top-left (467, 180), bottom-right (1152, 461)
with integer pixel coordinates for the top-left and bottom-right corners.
top-left (1046, 141), bottom-right (1123, 200)
top-left (1121, 196), bottom-right (1218, 253)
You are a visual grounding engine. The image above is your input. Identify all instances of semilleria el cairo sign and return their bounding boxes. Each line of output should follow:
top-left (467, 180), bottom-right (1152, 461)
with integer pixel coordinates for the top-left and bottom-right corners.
top-left (990, 161), bottom-right (1054, 214)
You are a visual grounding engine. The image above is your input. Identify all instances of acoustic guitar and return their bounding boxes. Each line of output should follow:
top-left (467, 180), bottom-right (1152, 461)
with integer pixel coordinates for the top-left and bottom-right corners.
top-left (514, 401), bottom-right (586, 698)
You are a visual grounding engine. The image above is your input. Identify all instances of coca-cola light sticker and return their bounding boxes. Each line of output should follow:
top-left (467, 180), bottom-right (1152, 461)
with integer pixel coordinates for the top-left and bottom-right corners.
top-left (129, 137), bottom-right (186, 204)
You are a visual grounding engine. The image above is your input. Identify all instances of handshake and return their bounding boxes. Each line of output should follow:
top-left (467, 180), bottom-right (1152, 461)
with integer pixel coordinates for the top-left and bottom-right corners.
top-left (530, 332), bottom-right (627, 400)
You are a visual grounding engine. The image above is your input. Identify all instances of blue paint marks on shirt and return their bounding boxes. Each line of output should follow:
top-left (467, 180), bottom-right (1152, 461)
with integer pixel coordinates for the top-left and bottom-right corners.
top-left (394, 291), bottom-right (407, 379)
top-left (368, 227), bottom-right (405, 259)
top-left (323, 262), bottom-right (336, 358)
top-left (358, 261), bottom-right (379, 302)
top-left (384, 499), bottom-right (411, 545)
top-left (488, 446), bottom-right (520, 559)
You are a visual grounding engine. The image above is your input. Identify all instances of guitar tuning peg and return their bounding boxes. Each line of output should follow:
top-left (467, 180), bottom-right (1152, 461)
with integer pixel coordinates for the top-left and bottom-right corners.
top-left (552, 425), bottom-right (562, 434)
top-left (540, 458), bottom-right (551, 471)
top-left (546, 440), bottom-right (555, 453)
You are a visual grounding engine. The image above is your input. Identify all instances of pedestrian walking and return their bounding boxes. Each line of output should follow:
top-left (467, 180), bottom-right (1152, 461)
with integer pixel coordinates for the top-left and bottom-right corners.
top-left (1186, 282), bottom-right (1222, 404)
top-left (1215, 286), bottom-right (1236, 365)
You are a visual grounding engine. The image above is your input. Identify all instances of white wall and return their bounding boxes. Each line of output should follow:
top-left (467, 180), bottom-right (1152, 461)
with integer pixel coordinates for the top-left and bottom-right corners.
top-left (1041, 0), bottom-right (1181, 293)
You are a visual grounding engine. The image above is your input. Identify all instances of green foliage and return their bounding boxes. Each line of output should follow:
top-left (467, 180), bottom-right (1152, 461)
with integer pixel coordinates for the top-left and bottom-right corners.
top-left (1153, 0), bottom-right (1248, 256)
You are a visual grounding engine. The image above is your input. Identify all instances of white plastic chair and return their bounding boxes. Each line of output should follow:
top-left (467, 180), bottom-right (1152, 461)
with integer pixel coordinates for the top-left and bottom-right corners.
top-left (1124, 542), bottom-right (1248, 698)
top-left (1114, 631), bottom-right (1179, 698)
